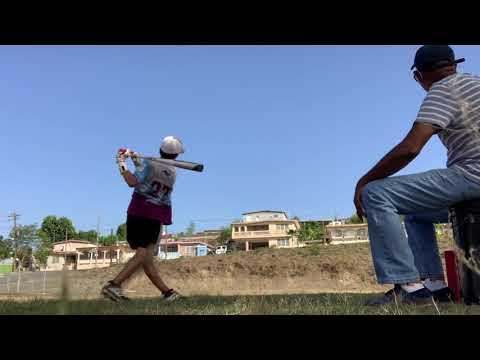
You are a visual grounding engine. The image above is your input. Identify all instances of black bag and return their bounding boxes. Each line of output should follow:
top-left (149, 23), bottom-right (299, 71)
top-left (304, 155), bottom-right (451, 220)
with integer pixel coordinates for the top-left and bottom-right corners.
top-left (450, 199), bottom-right (480, 304)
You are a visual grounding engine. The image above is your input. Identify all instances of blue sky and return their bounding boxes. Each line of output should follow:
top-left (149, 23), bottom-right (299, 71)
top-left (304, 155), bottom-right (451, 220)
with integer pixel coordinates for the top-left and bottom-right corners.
top-left (1, 45), bottom-right (479, 237)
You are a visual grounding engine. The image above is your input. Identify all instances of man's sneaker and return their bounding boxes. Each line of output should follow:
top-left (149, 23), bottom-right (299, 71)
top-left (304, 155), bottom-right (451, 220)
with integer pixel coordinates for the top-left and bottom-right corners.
top-left (163, 289), bottom-right (182, 302)
top-left (365, 285), bottom-right (433, 306)
top-left (101, 280), bottom-right (130, 302)
top-left (431, 286), bottom-right (456, 303)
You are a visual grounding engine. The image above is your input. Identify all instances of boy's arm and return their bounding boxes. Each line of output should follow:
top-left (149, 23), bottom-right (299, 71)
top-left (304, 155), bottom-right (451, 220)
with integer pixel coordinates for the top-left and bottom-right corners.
top-left (121, 170), bottom-right (139, 188)
top-left (117, 149), bottom-right (139, 188)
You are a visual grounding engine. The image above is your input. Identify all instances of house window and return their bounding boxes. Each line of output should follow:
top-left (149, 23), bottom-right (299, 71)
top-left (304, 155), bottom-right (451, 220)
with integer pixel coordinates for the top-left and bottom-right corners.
top-left (334, 230), bottom-right (342, 237)
top-left (234, 227), bottom-right (239, 232)
top-left (79, 253), bottom-right (90, 260)
top-left (278, 239), bottom-right (290, 247)
top-left (276, 224), bottom-right (288, 231)
top-left (52, 257), bottom-right (59, 264)
top-left (167, 245), bottom-right (178, 252)
top-left (345, 230), bottom-right (356, 238)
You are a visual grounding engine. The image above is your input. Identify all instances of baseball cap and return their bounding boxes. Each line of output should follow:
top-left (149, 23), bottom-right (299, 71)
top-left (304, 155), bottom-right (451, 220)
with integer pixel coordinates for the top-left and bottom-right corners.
top-left (411, 45), bottom-right (465, 72)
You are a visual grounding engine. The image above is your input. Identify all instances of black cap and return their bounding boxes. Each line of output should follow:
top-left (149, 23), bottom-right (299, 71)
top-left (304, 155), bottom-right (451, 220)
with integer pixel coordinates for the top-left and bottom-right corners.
top-left (411, 45), bottom-right (465, 72)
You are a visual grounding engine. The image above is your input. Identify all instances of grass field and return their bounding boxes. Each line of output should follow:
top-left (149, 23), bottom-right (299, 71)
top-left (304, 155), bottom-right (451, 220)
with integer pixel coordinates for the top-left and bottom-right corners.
top-left (0, 265), bottom-right (11, 274)
top-left (1, 294), bottom-right (479, 315)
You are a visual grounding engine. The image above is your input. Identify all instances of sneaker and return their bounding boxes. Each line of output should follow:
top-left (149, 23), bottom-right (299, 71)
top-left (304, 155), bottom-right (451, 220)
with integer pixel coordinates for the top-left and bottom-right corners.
top-left (365, 285), bottom-right (433, 306)
top-left (101, 280), bottom-right (130, 302)
top-left (163, 289), bottom-right (182, 302)
top-left (431, 287), bottom-right (456, 303)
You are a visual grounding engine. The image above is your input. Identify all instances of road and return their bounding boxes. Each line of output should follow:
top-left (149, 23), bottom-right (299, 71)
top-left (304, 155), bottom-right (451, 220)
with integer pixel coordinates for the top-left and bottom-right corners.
top-left (0, 271), bottom-right (63, 295)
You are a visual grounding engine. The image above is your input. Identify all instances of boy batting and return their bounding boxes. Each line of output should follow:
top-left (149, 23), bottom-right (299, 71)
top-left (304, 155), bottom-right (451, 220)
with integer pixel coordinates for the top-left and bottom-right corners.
top-left (101, 136), bottom-right (184, 302)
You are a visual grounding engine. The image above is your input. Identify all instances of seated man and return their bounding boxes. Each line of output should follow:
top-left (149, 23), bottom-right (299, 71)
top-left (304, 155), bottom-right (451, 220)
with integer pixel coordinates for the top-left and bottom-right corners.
top-left (354, 45), bottom-right (480, 305)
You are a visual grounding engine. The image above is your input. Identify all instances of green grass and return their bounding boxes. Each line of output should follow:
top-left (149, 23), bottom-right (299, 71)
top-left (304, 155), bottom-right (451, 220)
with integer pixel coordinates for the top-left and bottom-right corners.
top-left (1, 294), bottom-right (479, 315)
top-left (0, 265), bottom-right (11, 274)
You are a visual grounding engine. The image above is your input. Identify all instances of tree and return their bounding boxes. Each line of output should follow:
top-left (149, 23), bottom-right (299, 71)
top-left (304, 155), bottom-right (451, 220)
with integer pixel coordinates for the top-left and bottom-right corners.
top-left (99, 234), bottom-right (117, 246)
top-left (9, 224), bottom-right (40, 270)
top-left (185, 221), bottom-right (196, 236)
top-left (216, 226), bottom-right (232, 245)
top-left (0, 236), bottom-right (12, 260)
top-left (345, 213), bottom-right (364, 224)
top-left (40, 215), bottom-right (76, 244)
top-left (34, 242), bottom-right (52, 267)
top-left (77, 230), bottom-right (97, 242)
top-left (294, 221), bottom-right (325, 243)
top-left (116, 223), bottom-right (127, 241)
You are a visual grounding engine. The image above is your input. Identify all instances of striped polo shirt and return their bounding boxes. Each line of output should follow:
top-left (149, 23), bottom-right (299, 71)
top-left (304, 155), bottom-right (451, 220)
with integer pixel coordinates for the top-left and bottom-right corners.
top-left (415, 72), bottom-right (480, 185)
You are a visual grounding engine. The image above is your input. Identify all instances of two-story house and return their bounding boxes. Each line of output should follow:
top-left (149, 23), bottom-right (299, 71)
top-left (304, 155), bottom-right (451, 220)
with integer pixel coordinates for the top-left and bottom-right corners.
top-left (231, 211), bottom-right (301, 251)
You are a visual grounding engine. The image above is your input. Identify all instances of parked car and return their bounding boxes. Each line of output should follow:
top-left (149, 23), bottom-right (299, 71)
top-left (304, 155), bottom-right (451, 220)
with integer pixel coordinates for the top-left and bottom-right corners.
top-left (215, 245), bottom-right (228, 255)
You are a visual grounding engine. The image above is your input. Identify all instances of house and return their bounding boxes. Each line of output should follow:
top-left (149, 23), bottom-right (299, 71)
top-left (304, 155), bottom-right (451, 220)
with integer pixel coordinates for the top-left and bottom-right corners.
top-left (45, 240), bottom-right (135, 271)
top-left (158, 241), bottom-right (215, 259)
top-left (46, 240), bottom-right (97, 271)
top-left (75, 245), bottom-right (135, 270)
top-left (175, 230), bottom-right (223, 247)
top-left (231, 211), bottom-right (301, 251)
top-left (325, 222), bottom-right (369, 244)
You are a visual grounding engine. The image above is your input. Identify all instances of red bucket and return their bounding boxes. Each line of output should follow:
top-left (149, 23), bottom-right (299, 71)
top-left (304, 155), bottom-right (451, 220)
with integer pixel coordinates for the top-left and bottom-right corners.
top-left (444, 250), bottom-right (461, 303)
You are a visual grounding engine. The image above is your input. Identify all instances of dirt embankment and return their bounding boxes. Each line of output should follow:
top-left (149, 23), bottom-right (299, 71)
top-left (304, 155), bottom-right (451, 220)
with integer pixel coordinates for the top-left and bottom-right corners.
top-left (62, 235), bottom-right (455, 300)
top-left (65, 244), bottom-right (388, 299)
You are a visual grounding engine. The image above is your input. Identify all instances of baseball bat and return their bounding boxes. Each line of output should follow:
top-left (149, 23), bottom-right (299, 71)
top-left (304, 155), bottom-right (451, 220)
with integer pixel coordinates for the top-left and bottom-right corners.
top-left (140, 156), bottom-right (204, 172)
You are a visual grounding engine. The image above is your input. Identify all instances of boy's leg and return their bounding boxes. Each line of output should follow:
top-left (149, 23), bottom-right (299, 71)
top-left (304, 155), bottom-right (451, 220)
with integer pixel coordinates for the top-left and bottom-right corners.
top-left (361, 168), bottom-right (477, 285)
top-left (142, 243), bottom-right (171, 293)
top-left (112, 247), bottom-right (149, 285)
top-left (404, 210), bottom-right (449, 281)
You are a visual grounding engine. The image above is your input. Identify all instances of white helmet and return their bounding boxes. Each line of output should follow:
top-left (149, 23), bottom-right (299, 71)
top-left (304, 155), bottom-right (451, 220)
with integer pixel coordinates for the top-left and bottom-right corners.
top-left (160, 136), bottom-right (185, 155)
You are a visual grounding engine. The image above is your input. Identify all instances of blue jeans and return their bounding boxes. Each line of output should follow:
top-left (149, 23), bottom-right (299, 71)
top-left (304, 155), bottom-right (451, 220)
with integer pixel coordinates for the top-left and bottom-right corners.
top-left (361, 168), bottom-right (480, 284)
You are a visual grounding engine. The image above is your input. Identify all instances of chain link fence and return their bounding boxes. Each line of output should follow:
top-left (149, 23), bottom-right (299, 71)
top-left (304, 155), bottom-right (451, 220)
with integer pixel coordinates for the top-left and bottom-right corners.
top-left (0, 270), bottom-right (63, 296)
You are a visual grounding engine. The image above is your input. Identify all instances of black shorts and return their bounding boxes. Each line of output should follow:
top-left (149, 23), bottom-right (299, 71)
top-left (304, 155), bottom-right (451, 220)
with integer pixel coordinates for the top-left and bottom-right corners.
top-left (126, 215), bottom-right (163, 249)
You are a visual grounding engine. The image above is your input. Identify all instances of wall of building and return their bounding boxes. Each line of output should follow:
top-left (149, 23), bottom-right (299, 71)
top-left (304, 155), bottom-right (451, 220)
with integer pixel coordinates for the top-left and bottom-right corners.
top-left (158, 251), bottom-right (181, 260)
top-left (326, 224), bottom-right (369, 244)
top-left (243, 212), bottom-right (288, 222)
top-left (52, 241), bottom-right (96, 253)
top-left (46, 255), bottom-right (66, 271)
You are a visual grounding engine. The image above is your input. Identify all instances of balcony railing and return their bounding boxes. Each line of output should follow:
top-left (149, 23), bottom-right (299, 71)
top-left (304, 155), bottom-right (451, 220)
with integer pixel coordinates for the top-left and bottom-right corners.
top-left (232, 230), bottom-right (291, 239)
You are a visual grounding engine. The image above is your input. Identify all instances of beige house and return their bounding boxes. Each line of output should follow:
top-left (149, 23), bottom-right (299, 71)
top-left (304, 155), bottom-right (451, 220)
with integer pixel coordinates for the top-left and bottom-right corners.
top-left (46, 240), bottom-right (97, 271)
top-left (231, 211), bottom-right (301, 251)
top-left (75, 245), bottom-right (135, 270)
top-left (46, 240), bottom-right (135, 271)
top-left (325, 223), bottom-right (369, 244)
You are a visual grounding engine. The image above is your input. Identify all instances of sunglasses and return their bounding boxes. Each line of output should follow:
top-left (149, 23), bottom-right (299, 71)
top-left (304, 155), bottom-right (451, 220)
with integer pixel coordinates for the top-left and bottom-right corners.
top-left (413, 70), bottom-right (423, 83)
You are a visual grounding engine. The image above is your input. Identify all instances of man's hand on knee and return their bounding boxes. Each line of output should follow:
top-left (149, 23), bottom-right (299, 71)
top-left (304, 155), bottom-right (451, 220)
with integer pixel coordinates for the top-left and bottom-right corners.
top-left (354, 179), bottom-right (368, 221)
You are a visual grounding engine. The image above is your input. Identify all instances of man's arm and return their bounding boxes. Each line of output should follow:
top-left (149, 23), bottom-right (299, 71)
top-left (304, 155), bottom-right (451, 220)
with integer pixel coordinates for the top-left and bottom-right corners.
top-left (354, 122), bottom-right (439, 220)
top-left (359, 122), bottom-right (439, 184)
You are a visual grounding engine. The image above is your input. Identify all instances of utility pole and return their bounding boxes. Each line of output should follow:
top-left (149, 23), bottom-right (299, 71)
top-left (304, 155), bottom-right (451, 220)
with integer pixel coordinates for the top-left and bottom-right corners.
top-left (64, 226), bottom-right (68, 269)
top-left (95, 216), bottom-right (100, 268)
top-left (8, 212), bottom-right (20, 272)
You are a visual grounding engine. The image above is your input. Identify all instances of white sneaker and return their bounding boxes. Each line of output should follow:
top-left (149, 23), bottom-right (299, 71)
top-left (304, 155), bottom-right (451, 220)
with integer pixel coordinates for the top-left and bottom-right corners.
top-left (101, 281), bottom-right (130, 302)
top-left (164, 289), bottom-right (182, 302)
